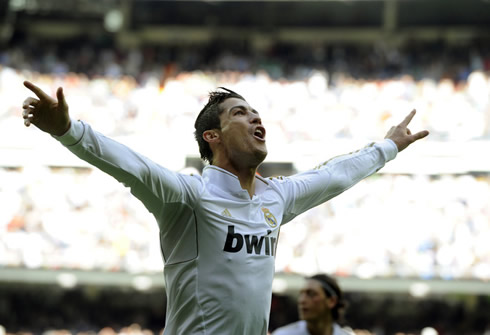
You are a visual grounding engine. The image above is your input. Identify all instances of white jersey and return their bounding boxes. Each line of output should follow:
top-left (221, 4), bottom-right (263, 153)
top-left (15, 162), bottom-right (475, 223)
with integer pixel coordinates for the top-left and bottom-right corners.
top-left (56, 120), bottom-right (397, 335)
top-left (272, 321), bottom-right (355, 335)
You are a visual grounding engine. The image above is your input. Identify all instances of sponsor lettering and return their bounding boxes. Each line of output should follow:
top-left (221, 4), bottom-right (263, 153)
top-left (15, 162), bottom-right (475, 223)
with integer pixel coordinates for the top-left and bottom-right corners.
top-left (223, 225), bottom-right (277, 256)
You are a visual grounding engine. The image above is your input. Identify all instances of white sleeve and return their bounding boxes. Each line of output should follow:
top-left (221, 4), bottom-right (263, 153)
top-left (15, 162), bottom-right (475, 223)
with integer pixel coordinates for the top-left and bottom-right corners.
top-left (54, 119), bottom-right (196, 216)
top-left (280, 140), bottom-right (398, 224)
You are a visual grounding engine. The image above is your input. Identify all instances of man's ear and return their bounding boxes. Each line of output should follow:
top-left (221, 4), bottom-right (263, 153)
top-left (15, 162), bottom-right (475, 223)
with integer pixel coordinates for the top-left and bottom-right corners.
top-left (203, 129), bottom-right (220, 144)
top-left (326, 296), bottom-right (338, 309)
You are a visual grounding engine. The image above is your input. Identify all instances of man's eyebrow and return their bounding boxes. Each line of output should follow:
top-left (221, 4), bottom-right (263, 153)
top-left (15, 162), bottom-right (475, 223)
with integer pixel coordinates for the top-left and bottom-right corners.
top-left (229, 105), bottom-right (259, 114)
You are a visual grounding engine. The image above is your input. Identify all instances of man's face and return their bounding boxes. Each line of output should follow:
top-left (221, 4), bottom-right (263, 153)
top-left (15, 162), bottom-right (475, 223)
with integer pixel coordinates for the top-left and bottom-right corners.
top-left (297, 279), bottom-right (333, 322)
top-left (217, 97), bottom-right (267, 167)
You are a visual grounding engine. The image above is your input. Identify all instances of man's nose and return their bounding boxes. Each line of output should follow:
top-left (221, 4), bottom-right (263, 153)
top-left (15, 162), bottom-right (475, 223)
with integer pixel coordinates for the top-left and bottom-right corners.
top-left (250, 115), bottom-right (262, 125)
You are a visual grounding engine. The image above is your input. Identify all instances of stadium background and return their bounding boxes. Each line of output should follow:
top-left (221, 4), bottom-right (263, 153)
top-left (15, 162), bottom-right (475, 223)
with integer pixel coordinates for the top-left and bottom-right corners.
top-left (0, 0), bottom-right (489, 334)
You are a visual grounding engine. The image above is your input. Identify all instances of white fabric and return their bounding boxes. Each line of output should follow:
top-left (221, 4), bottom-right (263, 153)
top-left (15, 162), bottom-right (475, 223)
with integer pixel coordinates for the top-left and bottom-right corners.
top-left (272, 321), bottom-right (355, 335)
top-left (56, 119), bottom-right (397, 335)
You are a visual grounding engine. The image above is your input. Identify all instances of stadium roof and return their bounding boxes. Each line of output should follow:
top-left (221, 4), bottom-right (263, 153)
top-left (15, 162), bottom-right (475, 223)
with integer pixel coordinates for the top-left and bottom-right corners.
top-left (1, 0), bottom-right (489, 45)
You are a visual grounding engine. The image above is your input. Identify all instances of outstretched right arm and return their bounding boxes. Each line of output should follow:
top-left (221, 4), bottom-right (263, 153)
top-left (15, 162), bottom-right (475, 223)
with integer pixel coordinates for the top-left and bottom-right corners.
top-left (21, 81), bottom-right (194, 216)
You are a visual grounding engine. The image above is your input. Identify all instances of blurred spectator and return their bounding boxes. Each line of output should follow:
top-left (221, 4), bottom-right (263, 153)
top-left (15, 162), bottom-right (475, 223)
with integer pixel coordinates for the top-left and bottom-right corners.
top-left (272, 274), bottom-right (354, 335)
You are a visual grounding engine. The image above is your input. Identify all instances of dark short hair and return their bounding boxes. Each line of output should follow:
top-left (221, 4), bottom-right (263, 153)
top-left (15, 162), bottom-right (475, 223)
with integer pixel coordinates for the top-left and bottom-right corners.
top-left (194, 87), bottom-right (245, 164)
top-left (309, 274), bottom-right (348, 322)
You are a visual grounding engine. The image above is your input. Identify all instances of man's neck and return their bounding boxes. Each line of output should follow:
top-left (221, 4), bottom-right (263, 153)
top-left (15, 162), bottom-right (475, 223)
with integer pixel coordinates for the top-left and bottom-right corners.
top-left (235, 169), bottom-right (257, 199)
top-left (213, 161), bottom-right (257, 199)
top-left (306, 319), bottom-right (334, 335)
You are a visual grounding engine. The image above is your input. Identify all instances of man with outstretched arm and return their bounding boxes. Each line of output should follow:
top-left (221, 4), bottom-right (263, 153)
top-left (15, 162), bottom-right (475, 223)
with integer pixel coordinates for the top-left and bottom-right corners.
top-left (22, 81), bottom-right (428, 335)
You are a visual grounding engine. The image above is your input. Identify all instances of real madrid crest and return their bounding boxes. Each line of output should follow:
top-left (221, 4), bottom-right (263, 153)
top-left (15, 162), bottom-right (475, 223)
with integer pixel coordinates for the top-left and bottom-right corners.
top-left (261, 207), bottom-right (277, 228)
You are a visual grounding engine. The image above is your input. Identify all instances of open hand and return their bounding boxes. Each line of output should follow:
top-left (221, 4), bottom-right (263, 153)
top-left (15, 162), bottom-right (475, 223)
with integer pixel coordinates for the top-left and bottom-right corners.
top-left (22, 81), bottom-right (71, 136)
top-left (385, 109), bottom-right (429, 152)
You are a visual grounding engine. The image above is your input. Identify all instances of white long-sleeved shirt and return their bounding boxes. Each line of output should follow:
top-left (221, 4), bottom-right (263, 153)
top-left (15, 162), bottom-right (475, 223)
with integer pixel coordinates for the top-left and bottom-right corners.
top-left (56, 120), bottom-right (397, 335)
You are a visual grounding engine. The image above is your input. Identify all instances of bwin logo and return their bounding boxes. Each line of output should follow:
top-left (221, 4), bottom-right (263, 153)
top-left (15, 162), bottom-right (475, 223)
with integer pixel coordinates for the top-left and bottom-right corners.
top-left (223, 226), bottom-right (277, 256)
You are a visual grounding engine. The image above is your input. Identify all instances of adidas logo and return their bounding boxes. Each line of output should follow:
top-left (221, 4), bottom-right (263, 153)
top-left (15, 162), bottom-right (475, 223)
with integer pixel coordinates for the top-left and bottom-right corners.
top-left (221, 209), bottom-right (232, 217)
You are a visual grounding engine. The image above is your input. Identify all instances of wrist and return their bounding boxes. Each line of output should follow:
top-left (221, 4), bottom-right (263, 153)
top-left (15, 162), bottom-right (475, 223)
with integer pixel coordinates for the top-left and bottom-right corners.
top-left (54, 120), bottom-right (72, 137)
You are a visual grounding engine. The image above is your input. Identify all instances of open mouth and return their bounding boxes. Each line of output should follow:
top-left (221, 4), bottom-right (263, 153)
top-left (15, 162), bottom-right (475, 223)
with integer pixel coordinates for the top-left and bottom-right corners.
top-left (253, 126), bottom-right (266, 141)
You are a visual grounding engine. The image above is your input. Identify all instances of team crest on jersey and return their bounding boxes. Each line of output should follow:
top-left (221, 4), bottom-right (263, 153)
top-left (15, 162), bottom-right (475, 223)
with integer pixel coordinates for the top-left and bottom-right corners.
top-left (261, 207), bottom-right (277, 228)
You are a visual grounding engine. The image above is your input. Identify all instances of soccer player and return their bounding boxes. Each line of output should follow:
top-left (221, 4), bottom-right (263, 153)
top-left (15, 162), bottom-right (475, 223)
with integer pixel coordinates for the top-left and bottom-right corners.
top-left (272, 274), bottom-right (354, 335)
top-left (21, 81), bottom-right (428, 335)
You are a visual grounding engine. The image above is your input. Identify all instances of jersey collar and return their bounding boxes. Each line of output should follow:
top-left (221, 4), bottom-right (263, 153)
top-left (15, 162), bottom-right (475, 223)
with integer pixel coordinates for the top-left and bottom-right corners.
top-left (202, 165), bottom-right (269, 198)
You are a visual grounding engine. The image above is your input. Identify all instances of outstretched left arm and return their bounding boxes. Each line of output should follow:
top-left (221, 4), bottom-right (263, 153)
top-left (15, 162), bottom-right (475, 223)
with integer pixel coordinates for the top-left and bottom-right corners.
top-left (279, 109), bottom-right (429, 224)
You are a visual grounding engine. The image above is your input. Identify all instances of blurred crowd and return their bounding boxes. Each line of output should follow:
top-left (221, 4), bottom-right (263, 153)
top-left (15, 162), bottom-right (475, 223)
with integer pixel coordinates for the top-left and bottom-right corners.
top-left (1, 39), bottom-right (490, 280)
top-left (0, 324), bottom-right (473, 335)
top-left (0, 166), bottom-right (163, 273)
top-left (275, 173), bottom-right (490, 280)
top-left (3, 326), bottom-right (485, 335)
top-left (1, 166), bottom-right (489, 280)
top-left (0, 38), bottom-right (489, 148)
top-left (0, 324), bottom-right (163, 335)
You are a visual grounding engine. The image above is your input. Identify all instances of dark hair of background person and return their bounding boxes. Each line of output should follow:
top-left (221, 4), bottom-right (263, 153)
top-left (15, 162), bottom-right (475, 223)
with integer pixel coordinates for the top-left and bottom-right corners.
top-left (309, 274), bottom-right (349, 324)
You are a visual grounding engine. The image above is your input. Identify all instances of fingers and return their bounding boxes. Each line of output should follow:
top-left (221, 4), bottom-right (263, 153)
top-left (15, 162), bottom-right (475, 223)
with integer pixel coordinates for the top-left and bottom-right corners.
top-left (410, 130), bottom-right (430, 142)
top-left (56, 87), bottom-right (67, 109)
top-left (23, 104), bottom-right (34, 127)
top-left (23, 80), bottom-right (50, 101)
top-left (22, 97), bottom-right (39, 109)
top-left (23, 107), bottom-right (35, 127)
top-left (22, 106), bottom-right (32, 119)
top-left (398, 109), bottom-right (416, 128)
top-left (22, 97), bottom-right (38, 127)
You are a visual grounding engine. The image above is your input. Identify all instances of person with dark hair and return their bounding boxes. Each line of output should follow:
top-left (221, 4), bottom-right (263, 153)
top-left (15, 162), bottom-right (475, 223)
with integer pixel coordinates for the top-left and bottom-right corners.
top-left (194, 87), bottom-right (246, 163)
top-left (21, 81), bottom-right (428, 335)
top-left (272, 274), bottom-right (354, 335)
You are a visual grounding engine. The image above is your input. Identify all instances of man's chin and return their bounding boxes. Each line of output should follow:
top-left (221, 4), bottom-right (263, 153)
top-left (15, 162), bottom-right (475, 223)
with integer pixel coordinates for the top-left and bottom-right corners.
top-left (254, 150), bottom-right (267, 165)
top-left (299, 313), bottom-right (308, 321)
top-left (298, 309), bottom-right (316, 321)
top-left (300, 315), bottom-right (315, 322)
top-left (237, 147), bottom-right (267, 168)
